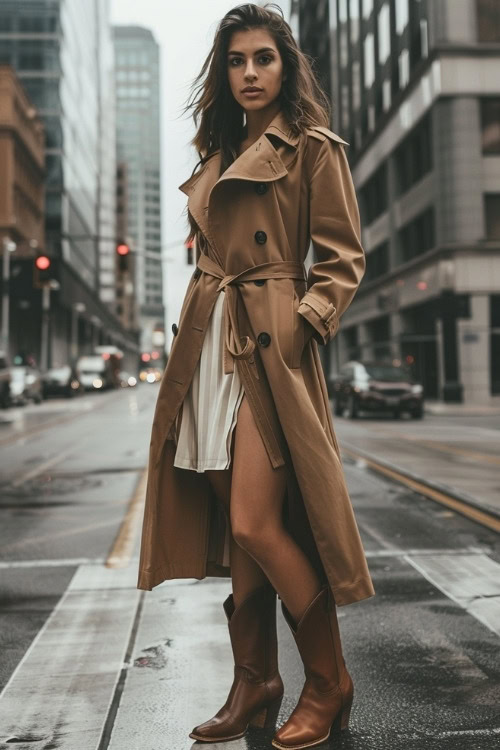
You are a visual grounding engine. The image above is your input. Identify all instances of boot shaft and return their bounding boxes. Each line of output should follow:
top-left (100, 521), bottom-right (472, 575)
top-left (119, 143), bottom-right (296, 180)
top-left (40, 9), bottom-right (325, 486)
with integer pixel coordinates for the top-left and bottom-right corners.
top-left (224, 583), bottom-right (279, 683)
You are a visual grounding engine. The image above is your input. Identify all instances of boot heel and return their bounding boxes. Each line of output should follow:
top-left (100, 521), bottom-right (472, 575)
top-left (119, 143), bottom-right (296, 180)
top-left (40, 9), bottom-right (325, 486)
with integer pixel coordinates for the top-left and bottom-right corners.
top-left (331, 698), bottom-right (352, 734)
top-left (249, 694), bottom-right (283, 729)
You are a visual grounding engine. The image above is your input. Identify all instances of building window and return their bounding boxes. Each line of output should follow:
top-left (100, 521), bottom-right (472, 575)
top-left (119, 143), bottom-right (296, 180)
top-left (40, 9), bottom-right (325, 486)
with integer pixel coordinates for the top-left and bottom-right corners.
top-left (397, 207), bottom-right (435, 264)
top-left (377, 3), bottom-right (391, 64)
top-left (420, 19), bottom-right (429, 58)
top-left (476, 0), bottom-right (500, 42)
top-left (394, 113), bottom-right (432, 195)
top-left (340, 27), bottom-right (348, 67)
top-left (363, 241), bottom-right (389, 282)
top-left (363, 32), bottom-right (375, 88)
top-left (481, 98), bottom-right (500, 154)
top-left (360, 163), bottom-right (388, 224)
top-left (484, 195), bottom-right (500, 238)
top-left (341, 84), bottom-right (350, 129)
top-left (398, 48), bottom-right (409, 88)
top-left (395, 0), bottom-right (409, 34)
top-left (362, 0), bottom-right (373, 20)
top-left (382, 78), bottom-right (391, 111)
top-left (349, 0), bottom-right (359, 43)
top-left (352, 61), bottom-right (361, 110)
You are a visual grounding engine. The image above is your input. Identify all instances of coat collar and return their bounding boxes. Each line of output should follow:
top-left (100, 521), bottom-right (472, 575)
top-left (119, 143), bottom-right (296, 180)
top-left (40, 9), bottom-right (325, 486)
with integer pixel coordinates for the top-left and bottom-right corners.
top-left (178, 110), bottom-right (299, 196)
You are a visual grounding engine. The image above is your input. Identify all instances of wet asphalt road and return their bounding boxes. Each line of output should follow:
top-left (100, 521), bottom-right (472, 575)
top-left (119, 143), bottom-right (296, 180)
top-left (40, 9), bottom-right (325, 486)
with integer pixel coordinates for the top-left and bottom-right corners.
top-left (0, 386), bottom-right (499, 749)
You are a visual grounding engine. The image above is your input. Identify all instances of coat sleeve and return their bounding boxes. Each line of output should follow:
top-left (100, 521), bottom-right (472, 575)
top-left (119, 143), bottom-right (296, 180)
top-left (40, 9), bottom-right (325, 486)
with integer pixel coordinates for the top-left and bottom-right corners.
top-left (298, 136), bottom-right (365, 346)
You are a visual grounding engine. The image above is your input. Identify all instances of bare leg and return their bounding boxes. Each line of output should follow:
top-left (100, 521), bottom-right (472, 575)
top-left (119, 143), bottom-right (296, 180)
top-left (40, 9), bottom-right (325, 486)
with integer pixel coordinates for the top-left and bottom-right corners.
top-left (230, 394), bottom-right (322, 624)
top-left (205, 431), bottom-right (269, 608)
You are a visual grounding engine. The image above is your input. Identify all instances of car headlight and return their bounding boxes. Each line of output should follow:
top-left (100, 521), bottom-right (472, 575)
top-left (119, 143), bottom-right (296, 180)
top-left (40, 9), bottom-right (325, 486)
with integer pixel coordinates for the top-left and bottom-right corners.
top-left (411, 384), bottom-right (423, 394)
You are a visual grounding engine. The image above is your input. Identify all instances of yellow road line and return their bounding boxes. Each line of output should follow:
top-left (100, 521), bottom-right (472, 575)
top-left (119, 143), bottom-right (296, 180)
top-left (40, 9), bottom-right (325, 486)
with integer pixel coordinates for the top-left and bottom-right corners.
top-left (342, 447), bottom-right (500, 535)
top-left (106, 468), bottom-right (148, 569)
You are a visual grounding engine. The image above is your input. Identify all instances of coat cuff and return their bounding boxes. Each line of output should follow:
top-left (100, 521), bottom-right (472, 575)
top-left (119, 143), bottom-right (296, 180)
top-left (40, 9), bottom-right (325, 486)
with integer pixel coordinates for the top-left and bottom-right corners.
top-left (298, 293), bottom-right (338, 346)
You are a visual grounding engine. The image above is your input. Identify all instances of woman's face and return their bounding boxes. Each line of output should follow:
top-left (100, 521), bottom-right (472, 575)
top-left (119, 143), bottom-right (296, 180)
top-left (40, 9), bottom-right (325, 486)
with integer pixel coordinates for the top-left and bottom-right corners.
top-left (227, 28), bottom-right (284, 114)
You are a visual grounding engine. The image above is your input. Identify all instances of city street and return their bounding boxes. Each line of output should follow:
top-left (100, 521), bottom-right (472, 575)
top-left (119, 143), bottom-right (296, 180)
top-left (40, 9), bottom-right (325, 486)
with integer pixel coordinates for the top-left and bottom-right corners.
top-left (0, 387), bottom-right (499, 749)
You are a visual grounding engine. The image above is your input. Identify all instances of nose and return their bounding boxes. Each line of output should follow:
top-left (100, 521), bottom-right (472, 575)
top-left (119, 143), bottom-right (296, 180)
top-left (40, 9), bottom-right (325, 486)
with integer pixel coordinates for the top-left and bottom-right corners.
top-left (244, 60), bottom-right (257, 81)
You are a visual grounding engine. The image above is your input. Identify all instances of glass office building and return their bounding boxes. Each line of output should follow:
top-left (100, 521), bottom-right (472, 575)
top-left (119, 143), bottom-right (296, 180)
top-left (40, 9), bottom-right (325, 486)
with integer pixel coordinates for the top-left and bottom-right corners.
top-left (0, 0), bottom-right (135, 365)
top-left (295, 0), bottom-right (500, 403)
top-left (113, 26), bottom-right (164, 352)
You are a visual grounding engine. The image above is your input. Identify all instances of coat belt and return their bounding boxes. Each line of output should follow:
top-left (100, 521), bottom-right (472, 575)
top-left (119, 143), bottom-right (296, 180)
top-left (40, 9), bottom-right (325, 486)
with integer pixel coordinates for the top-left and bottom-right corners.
top-left (196, 253), bottom-right (307, 374)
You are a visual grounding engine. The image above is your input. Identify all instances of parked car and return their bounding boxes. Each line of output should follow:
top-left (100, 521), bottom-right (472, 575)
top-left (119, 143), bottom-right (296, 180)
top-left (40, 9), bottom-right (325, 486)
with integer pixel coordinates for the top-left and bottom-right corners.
top-left (76, 355), bottom-right (114, 391)
top-left (9, 365), bottom-right (43, 405)
top-left (42, 365), bottom-right (82, 398)
top-left (0, 351), bottom-right (11, 408)
top-left (332, 361), bottom-right (424, 419)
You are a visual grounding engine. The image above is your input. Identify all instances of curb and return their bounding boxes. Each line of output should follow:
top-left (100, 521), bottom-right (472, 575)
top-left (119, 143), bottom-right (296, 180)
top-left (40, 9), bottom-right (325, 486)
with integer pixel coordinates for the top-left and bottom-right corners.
top-left (340, 441), bottom-right (500, 525)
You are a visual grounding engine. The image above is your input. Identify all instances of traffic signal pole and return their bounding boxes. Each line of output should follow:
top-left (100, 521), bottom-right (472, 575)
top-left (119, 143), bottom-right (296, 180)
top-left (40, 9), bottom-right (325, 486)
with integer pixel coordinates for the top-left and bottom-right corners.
top-left (1, 237), bottom-right (16, 355)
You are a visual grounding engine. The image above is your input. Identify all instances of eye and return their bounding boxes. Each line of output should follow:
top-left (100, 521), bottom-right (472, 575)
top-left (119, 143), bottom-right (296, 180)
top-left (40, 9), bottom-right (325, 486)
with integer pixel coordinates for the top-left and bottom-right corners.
top-left (258, 54), bottom-right (273, 65)
top-left (229, 56), bottom-right (243, 66)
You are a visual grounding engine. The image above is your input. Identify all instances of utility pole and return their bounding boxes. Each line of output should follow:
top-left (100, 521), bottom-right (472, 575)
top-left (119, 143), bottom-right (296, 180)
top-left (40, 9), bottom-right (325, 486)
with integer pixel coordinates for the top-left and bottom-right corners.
top-left (1, 237), bottom-right (17, 356)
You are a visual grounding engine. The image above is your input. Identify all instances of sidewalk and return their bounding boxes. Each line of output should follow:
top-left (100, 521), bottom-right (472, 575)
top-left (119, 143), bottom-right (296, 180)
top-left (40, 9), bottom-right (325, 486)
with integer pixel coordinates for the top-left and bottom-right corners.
top-left (425, 399), bottom-right (500, 416)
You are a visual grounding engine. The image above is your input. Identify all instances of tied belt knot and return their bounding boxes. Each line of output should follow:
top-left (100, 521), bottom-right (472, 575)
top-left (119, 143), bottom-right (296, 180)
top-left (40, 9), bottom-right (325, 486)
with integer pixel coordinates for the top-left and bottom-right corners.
top-left (196, 253), bottom-right (307, 374)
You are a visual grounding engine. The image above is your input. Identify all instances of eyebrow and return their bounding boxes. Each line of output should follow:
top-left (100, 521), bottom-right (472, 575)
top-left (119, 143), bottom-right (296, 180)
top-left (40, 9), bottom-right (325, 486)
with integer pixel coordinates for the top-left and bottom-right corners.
top-left (227, 47), bottom-right (276, 56)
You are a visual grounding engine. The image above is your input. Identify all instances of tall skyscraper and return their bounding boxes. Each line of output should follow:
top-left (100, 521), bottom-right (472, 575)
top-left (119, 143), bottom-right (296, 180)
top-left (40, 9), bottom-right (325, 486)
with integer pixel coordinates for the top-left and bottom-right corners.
top-left (0, 0), bottom-right (137, 366)
top-left (113, 26), bottom-right (164, 353)
top-left (295, 0), bottom-right (500, 403)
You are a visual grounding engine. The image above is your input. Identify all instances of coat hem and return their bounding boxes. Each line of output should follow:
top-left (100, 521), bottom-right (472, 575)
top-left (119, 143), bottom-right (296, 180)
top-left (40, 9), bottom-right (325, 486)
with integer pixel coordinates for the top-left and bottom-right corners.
top-left (332, 576), bottom-right (375, 606)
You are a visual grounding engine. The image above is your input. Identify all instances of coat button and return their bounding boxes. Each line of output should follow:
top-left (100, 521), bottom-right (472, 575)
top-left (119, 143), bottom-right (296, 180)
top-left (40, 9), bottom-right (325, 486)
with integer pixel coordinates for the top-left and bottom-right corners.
top-left (193, 267), bottom-right (201, 279)
top-left (255, 230), bottom-right (267, 245)
top-left (255, 182), bottom-right (268, 195)
top-left (257, 331), bottom-right (271, 347)
top-left (254, 279), bottom-right (266, 286)
top-left (172, 323), bottom-right (178, 336)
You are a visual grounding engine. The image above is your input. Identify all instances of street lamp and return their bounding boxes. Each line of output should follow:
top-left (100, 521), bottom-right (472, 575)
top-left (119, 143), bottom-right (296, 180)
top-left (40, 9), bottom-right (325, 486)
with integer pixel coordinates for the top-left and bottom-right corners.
top-left (71, 302), bottom-right (86, 361)
top-left (1, 237), bottom-right (17, 355)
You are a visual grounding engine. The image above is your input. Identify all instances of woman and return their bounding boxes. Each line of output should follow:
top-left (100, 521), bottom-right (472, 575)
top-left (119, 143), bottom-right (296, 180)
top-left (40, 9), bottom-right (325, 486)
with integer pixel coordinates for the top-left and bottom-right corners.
top-left (137, 4), bottom-right (375, 748)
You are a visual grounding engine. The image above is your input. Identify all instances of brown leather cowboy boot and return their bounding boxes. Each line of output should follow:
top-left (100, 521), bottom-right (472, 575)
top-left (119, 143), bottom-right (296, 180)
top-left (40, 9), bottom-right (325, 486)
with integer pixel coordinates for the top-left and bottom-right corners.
top-left (189, 582), bottom-right (284, 742)
top-left (271, 585), bottom-right (353, 750)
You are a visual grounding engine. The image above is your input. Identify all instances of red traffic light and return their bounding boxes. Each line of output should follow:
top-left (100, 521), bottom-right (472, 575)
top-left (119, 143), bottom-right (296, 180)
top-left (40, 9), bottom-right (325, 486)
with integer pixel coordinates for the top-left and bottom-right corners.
top-left (117, 243), bottom-right (130, 256)
top-left (35, 255), bottom-right (51, 270)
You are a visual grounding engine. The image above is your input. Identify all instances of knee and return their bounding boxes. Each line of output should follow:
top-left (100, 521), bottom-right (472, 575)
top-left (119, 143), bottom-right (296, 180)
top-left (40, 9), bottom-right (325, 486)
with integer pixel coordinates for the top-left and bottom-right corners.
top-left (231, 520), bottom-right (278, 557)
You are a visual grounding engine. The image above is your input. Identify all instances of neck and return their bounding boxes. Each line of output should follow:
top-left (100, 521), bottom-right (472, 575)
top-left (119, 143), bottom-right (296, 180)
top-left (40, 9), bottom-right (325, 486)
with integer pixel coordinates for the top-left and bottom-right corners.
top-left (244, 101), bottom-right (281, 143)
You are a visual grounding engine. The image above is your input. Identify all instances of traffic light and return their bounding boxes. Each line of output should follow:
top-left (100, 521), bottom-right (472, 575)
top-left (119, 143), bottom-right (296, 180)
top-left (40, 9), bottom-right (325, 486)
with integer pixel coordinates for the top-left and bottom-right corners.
top-left (186, 237), bottom-right (194, 264)
top-left (33, 253), bottom-right (52, 287)
top-left (116, 242), bottom-right (130, 272)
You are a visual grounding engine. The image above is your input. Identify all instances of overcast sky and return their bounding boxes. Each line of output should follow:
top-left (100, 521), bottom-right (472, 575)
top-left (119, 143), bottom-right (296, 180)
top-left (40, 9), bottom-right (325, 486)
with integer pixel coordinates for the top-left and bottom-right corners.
top-left (111, 0), bottom-right (290, 251)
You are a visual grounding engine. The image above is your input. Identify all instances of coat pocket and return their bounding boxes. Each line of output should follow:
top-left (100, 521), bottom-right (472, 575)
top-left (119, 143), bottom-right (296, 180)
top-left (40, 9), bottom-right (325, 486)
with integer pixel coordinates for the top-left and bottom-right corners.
top-left (290, 279), bottom-right (308, 369)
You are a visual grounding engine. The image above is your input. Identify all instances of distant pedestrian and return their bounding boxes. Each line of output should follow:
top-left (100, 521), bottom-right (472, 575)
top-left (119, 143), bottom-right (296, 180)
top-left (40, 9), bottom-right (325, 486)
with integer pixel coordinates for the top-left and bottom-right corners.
top-left (137, 3), bottom-right (374, 748)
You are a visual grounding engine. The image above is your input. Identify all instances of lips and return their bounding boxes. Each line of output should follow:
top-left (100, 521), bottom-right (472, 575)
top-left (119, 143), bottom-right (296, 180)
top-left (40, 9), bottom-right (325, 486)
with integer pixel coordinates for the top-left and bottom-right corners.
top-left (242, 87), bottom-right (263, 93)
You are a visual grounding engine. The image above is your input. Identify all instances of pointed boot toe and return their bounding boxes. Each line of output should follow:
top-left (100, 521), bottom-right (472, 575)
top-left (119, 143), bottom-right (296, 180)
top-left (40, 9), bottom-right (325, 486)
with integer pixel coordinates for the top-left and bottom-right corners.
top-left (271, 585), bottom-right (353, 750)
top-left (189, 582), bottom-right (284, 742)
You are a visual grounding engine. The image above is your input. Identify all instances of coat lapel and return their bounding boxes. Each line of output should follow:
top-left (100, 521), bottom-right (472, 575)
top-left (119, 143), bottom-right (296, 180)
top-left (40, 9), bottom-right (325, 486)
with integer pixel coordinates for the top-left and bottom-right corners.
top-left (178, 111), bottom-right (300, 244)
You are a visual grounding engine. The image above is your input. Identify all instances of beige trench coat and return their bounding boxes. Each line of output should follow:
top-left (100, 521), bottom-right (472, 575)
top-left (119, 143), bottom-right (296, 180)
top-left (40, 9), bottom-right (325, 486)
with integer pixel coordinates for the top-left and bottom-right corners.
top-left (137, 109), bottom-right (375, 607)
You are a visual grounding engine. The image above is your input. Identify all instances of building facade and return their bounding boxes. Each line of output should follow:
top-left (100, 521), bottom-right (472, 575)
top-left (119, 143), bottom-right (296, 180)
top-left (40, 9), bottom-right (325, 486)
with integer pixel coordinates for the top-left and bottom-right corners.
top-left (113, 26), bottom-right (164, 353)
top-left (0, 0), bottom-right (138, 369)
top-left (0, 64), bottom-right (44, 361)
top-left (295, 0), bottom-right (500, 403)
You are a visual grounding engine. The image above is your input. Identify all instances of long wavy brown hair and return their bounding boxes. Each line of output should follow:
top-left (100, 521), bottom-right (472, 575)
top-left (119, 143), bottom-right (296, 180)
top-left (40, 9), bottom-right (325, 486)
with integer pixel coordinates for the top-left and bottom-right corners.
top-left (183, 2), bottom-right (331, 242)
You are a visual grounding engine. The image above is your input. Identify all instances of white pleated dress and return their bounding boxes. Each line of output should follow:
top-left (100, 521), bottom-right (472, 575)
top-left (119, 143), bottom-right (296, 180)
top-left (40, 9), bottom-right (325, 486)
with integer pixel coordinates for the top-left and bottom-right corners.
top-left (173, 288), bottom-right (245, 472)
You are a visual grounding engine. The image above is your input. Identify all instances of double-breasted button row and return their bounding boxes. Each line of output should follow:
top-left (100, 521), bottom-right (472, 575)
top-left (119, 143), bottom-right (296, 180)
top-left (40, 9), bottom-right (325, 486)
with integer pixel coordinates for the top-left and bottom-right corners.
top-left (172, 323), bottom-right (178, 336)
top-left (254, 230), bottom-right (267, 245)
top-left (254, 182), bottom-right (268, 195)
top-left (254, 279), bottom-right (266, 286)
top-left (257, 332), bottom-right (271, 347)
